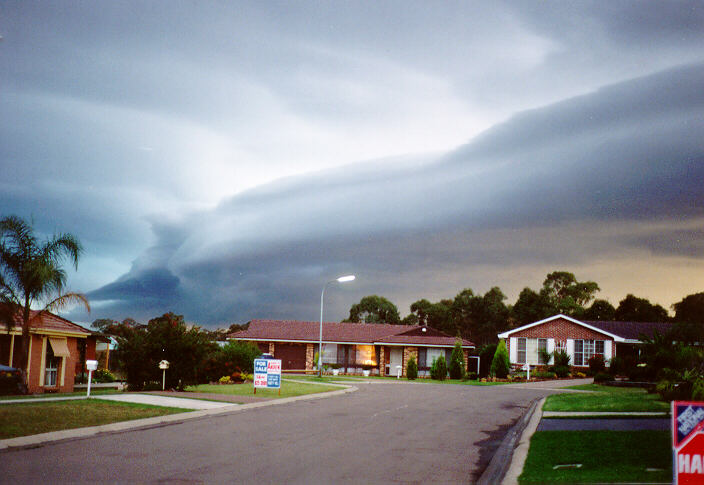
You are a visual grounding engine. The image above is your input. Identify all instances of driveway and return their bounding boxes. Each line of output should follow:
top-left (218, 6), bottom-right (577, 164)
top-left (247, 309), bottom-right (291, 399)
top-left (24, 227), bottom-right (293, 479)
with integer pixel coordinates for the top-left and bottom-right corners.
top-left (0, 379), bottom-right (586, 484)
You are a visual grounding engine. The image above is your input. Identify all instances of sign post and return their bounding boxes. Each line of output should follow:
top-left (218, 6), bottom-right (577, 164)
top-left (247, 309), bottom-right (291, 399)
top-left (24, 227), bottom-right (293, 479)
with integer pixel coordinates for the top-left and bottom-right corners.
top-left (254, 358), bottom-right (282, 395)
top-left (673, 401), bottom-right (704, 483)
top-left (159, 360), bottom-right (169, 391)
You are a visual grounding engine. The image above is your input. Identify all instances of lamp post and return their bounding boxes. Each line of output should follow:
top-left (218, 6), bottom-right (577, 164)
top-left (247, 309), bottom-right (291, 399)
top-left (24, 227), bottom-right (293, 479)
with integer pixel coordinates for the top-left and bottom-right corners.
top-left (319, 275), bottom-right (355, 377)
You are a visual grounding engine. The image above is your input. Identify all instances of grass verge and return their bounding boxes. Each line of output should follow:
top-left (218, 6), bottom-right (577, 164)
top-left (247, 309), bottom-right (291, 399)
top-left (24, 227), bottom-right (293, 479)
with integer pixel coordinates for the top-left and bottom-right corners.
top-left (543, 384), bottom-right (669, 412)
top-left (283, 374), bottom-right (509, 386)
top-left (185, 379), bottom-right (343, 398)
top-left (519, 430), bottom-right (671, 483)
top-left (0, 389), bottom-right (121, 400)
top-left (0, 399), bottom-right (190, 439)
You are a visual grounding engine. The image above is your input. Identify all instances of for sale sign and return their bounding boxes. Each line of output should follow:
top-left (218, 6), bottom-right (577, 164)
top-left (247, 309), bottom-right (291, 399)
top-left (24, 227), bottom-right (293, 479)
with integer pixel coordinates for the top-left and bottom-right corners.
top-left (673, 401), bottom-right (704, 483)
top-left (253, 358), bottom-right (282, 389)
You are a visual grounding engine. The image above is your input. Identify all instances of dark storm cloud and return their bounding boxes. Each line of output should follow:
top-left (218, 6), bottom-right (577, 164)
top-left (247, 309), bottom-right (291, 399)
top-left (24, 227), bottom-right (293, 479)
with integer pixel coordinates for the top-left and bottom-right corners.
top-left (78, 63), bottom-right (704, 325)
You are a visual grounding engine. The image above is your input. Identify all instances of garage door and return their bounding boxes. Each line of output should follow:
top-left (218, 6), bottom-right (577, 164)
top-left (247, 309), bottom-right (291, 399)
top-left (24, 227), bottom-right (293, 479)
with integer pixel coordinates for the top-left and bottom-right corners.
top-left (275, 343), bottom-right (306, 370)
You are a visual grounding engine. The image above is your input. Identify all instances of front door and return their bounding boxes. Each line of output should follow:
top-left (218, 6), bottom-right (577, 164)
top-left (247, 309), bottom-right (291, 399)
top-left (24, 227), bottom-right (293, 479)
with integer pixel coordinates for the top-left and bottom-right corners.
top-left (387, 348), bottom-right (403, 376)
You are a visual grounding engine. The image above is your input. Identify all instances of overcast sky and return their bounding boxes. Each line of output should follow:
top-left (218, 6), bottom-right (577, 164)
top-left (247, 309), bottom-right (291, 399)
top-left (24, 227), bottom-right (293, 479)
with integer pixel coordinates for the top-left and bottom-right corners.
top-left (2, 1), bottom-right (704, 327)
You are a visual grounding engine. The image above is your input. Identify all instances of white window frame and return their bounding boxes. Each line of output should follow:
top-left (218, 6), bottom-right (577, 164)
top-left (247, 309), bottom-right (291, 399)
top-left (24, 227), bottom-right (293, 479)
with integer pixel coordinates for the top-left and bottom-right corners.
top-left (573, 339), bottom-right (605, 366)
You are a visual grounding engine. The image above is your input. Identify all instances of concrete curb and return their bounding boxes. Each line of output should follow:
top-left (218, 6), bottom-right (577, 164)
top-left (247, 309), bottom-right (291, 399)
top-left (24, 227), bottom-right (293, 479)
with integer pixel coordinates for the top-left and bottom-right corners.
top-left (542, 411), bottom-right (668, 417)
top-left (501, 397), bottom-right (545, 485)
top-left (476, 397), bottom-right (543, 485)
top-left (0, 385), bottom-right (357, 452)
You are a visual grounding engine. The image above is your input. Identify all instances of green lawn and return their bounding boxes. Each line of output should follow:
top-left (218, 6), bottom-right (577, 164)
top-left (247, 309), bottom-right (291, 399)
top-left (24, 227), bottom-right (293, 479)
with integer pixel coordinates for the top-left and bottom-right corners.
top-left (0, 399), bottom-right (190, 439)
top-left (185, 379), bottom-right (343, 398)
top-left (543, 384), bottom-right (669, 413)
top-left (0, 389), bottom-right (121, 401)
top-left (519, 430), bottom-right (671, 483)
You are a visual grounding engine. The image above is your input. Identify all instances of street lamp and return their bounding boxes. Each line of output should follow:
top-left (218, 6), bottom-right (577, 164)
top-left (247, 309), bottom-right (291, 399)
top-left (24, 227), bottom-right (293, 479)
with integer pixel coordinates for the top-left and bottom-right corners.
top-left (319, 275), bottom-right (355, 377)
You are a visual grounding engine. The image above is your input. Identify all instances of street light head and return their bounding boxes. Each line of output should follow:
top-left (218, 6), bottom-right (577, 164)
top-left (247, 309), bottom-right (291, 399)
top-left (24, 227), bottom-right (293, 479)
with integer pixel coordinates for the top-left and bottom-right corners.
top-left (336, 275), bottom-right (355, 283)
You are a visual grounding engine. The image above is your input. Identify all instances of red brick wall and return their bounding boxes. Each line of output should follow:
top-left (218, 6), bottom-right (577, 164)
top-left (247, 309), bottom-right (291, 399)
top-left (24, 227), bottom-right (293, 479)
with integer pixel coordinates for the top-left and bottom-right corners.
top-left (26, 335), bottom-right (83, 393)
top-left (511, 318), bottom-right (611, 340)
top-left (506, 317), bottom-right (614, 361)
top-left (27, 334), bottom-right (43, 393)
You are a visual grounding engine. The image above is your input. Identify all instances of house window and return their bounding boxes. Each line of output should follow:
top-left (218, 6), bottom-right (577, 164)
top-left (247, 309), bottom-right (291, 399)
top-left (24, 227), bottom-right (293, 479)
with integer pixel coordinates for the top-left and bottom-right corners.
top-left (573, 339), bottom-right (605, 366)
top-left (417, 348), bottom-right (427, 368)
top-left (44, 346), bottom-right (60, 387)
top-left (518, 338), bottom-right (548, 364)
top-left (538, 339), bottom-right (548, 364)
top-left (517, 338), bottom-right (527, 364)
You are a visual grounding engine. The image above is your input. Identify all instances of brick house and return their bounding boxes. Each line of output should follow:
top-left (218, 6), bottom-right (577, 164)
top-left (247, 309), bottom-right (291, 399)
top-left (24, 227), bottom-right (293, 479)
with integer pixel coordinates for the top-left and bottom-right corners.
top-left (497, 314), bottom-right (672, 368)
top-left (229, 320), bottom-right (475, 377)
top-left (0, 308), bottom-right (97, 393)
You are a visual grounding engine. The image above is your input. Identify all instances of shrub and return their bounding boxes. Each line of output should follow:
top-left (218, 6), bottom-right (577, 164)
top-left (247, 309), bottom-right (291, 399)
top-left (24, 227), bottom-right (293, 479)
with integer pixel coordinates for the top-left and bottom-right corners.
top-left (552, 350), bottom-right (571, 368)
top-left (588, 355), bottom-right (606, 375)
top-left (554, 365), bottom-right (571, 378)
top-left (479, 344), bottom-right (498, 378)
top-left (241, 372), bottom-right (253, 382)
top-left (449, 339), bottom-right (466, 380)
top-left (594, 372), bottom-right (611, 383)
top-left (430, 356), bottom-right (448, 380)
top-left (464, 371), bottom-right (478, 381)
top-left (490, 340), bottom-right (510, 378)
top-left (532, 371), bottom-right (556, 379)
top-left (693, 378), bottom-right (704, 401)
top-left (406, 356), bottom-right (418, 380)
top-left (219, 375), bottom-right (231, 384)
top-left (93, 369), bottom-right (116, 383)
top-left (538, 349), bottom-right (552, 366)
top-left (574, 372), bottom-right (587, 378)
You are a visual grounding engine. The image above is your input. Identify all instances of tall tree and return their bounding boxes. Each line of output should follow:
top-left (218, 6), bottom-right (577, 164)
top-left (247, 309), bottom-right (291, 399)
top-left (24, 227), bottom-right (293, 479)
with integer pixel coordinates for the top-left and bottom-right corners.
top-left (615, 294), bottom-right (669, 322)
top-left (673, 292), bottom-right (704, 324)
top-left (452, 287), bottom-right (509, 345)
top-left (511, 287), bottom-right (555, 326)
top-left (0, 215), bottom-right (89, 384)
top-left (582, 299), bottom-right (616, 321)
top-left (409, 299), bottom-right (433, 326)
top-left (345, 295), bottom-right (401, 324)
top-left (540, 271), bottom-right (600, 316)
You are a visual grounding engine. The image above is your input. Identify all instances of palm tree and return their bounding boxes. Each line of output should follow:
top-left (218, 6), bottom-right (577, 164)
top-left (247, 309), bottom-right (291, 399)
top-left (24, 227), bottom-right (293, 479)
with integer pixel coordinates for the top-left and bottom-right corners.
top-left (0, 215), bottom-right (90, 385)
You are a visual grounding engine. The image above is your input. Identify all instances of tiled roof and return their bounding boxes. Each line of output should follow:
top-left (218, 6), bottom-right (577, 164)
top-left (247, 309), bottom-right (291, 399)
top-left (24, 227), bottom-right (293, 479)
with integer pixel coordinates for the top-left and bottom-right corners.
top-left (0, 306), bottom-right (92, 336)
top-left (583, 320), bottom-right (673, 341)
top-left (230, 319), bottom-right (474, 347)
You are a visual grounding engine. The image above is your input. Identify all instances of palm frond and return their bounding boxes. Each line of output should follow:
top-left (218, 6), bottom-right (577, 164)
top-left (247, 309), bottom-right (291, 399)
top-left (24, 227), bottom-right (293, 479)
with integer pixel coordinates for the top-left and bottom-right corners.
top-left (42, 233), bottom-right (82, 270)
top-left (45, 292), bottom-right (91, 314)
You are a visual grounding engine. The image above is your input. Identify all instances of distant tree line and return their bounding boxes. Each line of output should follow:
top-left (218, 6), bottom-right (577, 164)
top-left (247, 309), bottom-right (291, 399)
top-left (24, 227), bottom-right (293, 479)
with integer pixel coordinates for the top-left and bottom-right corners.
top-left (343, 270), bottom-right (704, 347)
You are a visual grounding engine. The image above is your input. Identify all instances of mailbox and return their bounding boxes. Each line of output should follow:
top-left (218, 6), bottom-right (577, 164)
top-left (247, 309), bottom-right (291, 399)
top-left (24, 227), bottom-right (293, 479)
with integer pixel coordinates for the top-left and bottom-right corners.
top-left (86, 360), bottom-right (98, 371)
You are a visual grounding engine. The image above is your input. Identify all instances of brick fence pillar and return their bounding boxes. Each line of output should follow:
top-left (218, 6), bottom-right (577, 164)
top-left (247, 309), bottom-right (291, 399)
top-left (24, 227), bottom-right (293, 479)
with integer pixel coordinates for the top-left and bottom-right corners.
top-left (305, 344), bottom-right (314, 370)
top-left (378, 346), bottom-right (385, 376)
top-left (402, 347), bottom-right (418, 377)
top-left (268, 342), bottom-right (275, 355)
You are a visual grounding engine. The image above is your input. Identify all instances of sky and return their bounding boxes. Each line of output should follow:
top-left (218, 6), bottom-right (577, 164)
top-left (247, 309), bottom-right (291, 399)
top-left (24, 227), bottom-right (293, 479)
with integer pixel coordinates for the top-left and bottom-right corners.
top-left (1, 1), bottom-right (704, 328)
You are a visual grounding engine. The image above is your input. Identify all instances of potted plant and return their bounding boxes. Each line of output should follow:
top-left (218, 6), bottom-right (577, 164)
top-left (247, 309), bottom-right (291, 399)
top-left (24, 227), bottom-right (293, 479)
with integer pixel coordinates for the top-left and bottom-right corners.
top-left (362, 364), bottom-right (373, 377)
top-left (330, 363), bottom-right (341, 376)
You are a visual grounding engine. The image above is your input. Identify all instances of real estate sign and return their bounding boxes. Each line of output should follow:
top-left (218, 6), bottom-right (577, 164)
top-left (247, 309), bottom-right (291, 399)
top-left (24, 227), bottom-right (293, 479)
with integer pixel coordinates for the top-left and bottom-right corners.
top-left (673, 401), bottom-right (704, 484)
top-left (254, 358), bottom-right (282, 389)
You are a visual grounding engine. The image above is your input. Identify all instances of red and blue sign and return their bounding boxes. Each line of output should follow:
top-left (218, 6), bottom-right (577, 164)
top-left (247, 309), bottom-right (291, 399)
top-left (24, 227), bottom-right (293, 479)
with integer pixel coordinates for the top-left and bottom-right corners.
top-left (673, 401), bottom-right (704, 483)
top-left (254, 358), bottom-right (281, 389)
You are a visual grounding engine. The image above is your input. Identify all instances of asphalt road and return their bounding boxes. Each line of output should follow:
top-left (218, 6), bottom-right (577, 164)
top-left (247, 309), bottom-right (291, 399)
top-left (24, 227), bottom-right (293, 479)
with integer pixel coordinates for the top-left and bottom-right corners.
top-left (0, 381), bottom-right (569, 484)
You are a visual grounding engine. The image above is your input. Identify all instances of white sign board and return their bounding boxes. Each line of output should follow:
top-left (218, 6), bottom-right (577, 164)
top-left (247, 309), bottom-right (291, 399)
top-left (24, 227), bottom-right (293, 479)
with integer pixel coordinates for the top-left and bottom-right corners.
top-left (254, 358), bottom-right (281, 389)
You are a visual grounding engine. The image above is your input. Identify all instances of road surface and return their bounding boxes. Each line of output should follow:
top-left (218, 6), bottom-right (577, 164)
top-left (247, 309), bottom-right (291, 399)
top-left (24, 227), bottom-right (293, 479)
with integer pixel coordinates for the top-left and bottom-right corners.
top-left (1, 380), bottom-right (575, 484)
